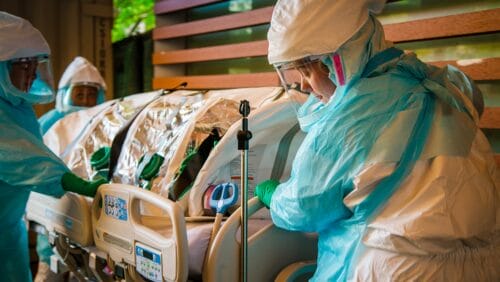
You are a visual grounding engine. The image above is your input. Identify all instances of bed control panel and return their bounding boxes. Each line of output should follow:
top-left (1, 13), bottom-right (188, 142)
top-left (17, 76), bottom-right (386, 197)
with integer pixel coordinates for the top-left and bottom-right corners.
top-left (135, 242), bottom-right (162, 282)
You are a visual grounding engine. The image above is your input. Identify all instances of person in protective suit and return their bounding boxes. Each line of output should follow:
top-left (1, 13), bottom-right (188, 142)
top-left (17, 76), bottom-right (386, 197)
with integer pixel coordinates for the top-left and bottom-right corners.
top-left (36, 58), bottom-right (106, 280)
top-left (256, 1), bottom-right (500, 281)
top-left (0, 12), bottom-right (106, 281)
top-left (38, 56), bottom-right (106, 134)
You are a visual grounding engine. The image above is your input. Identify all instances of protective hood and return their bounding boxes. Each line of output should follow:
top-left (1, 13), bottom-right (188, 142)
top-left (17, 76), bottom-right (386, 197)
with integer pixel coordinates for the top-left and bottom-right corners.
top-left (267, 0), bottom-right (386, 65)
top-left (56, 56), bottom-right (106, 113)
top-left (297, 15), bottom-right (391, 131)
top-left (0, 12), bottom-right (54, 105)
top-left (58, 57), bottom-right (106, 90)
top-left (0, 12), bottom-right (50, 61)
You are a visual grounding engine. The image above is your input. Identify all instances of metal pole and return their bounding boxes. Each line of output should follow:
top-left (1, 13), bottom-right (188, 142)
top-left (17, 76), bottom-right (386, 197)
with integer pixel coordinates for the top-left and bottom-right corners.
top-left (240, 150), bottom-right (248, 282)
top-left (237, 100), bottom-right (252, 282)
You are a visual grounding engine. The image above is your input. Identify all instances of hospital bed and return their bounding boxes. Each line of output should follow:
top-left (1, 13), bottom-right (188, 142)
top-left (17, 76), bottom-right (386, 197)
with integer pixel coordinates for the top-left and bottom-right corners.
top-left (26, 89), bottom-right (202, 278)
top-left (92, 184), bottom-right (317, 282)
top-left (28, 87), bottom-right (316, 280)
top-left (26, 91), bottom-right (157, 279)
top-left (91, 92), bottom-right (318, 281)
top-left (85, 89), bottom-right (248, 280)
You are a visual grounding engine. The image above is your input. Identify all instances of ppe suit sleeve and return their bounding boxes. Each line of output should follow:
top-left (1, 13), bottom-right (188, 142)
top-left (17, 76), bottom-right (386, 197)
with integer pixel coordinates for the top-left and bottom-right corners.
top-left (270, 133), bottom-right (353, 233)
top-left (0, 118), bottom-right (69, 198)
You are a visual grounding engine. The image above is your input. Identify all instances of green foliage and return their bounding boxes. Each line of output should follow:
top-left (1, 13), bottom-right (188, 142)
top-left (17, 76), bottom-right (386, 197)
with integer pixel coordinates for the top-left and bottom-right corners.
top-left (112, 0), bottom-right (155, 42)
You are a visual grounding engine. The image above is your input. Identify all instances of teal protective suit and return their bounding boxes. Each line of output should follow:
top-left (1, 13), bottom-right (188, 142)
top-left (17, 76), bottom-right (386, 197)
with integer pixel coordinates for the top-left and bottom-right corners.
top-left (270, 16), bottom-right (493, 281)
top-left (0, 60), bottom-right (69, 281)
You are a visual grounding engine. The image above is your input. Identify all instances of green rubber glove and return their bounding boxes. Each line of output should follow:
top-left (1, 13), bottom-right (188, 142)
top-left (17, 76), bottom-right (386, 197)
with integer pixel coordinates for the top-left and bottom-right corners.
top-left (255, 179), bottom-right (280, 208)
top-left (61, 172), bottom-right (107, 197)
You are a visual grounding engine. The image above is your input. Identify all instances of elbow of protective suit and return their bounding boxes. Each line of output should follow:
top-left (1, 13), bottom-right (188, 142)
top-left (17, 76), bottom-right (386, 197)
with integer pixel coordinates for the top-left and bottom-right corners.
top-left (269, 182), bottom-right (353, 233)
top-left (61, 172), bottom-right (106, 197)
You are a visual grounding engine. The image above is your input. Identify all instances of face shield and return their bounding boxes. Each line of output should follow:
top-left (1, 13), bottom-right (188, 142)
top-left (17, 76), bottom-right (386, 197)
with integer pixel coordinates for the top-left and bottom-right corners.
top-left (60, 82), bottom-right (105, 112)
top-left (69, 82), bottom-right (100, 107)
top-left (275, 55), bottom-right (337, 114)
top-left (9, 55), bottom-right (54, 94)
top-left (2, 55), bottom-right (55, 104)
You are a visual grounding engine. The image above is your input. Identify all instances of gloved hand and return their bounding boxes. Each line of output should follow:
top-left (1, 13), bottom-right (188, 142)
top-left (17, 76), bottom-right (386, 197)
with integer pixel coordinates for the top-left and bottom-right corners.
top-left (61, 172), bottom-right (107, 197)
top-left (255, 179), bottom-right (280, 208)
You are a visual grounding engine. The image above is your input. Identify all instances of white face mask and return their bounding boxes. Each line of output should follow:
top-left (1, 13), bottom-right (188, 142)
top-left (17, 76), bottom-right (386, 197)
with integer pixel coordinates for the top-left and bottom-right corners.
top-left (297, 94), bottom-right (331, 132)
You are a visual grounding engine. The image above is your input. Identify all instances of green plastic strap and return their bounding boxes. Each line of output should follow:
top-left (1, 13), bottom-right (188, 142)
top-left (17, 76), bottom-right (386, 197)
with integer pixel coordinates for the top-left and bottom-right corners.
top-left (139, 153), bottom-right (165, 181)
top-left (90, 146), bottom-right (111, 170)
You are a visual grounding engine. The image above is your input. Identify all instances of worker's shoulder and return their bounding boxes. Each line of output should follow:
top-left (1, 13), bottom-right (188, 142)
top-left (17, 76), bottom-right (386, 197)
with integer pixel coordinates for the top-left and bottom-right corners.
top-left (355, 68), bottom-right (422, 96)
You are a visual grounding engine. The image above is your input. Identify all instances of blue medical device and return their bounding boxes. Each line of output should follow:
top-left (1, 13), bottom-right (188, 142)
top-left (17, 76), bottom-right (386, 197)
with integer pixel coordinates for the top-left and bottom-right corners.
top-left (209, 182), bottom-right (239, 214)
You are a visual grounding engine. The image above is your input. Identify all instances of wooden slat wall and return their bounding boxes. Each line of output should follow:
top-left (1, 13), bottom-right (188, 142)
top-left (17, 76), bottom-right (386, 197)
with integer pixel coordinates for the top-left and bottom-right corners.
top-left (153, 41), bottom-right (268, 64)
top-left (153, 6), bottom-right (274, 40)
top-left (154, 2), bottom-right (500, 163)
top-left (155, 0), bottom-right (222, 14)
top-left (153, 6), bottom-right (500, 87)
top-left (154, 7), bottom-right (500, 40)
top-left (479, 107), bottom-right (500, 129)
top-left (153, 72), bottom-right (280, 89)
top-left (152, 4), bottom-right (500, 104)
top-left (383, 9), bottom-right (500, 42)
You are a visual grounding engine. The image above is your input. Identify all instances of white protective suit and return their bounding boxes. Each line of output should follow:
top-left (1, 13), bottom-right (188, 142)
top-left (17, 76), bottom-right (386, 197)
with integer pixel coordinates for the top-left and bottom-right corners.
top-left (266, 0), bottom-right (500, 281)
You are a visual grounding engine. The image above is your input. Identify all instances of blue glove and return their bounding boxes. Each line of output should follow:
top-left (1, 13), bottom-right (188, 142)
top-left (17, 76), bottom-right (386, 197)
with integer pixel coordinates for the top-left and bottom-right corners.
top-left (61, 172), bottom-right (107, 197)
top-left (255, 179), bottom-right (280, 208)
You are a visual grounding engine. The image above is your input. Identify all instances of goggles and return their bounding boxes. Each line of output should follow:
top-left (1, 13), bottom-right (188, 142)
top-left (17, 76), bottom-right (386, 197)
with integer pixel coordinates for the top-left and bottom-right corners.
top-left (274, 55), bottom-right (335, 115)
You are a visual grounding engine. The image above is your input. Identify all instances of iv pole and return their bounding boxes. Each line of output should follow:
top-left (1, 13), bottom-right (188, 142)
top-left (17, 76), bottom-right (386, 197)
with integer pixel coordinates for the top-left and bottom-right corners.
top-left (237, 100), bottom-right (252, 282)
